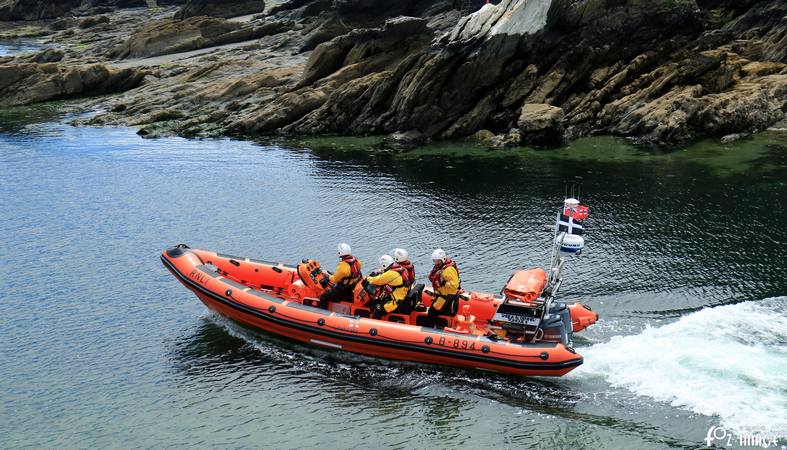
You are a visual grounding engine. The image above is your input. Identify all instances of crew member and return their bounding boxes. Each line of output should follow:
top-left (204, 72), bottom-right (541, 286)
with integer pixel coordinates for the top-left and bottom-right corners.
top-left (364, 255), bottom-right (410, 319)
top-left (424, 248), bottom-right (461, 328)
top-left (318, 242), bottom-right (362, 308)
top-left (391, 248), bottom-right (415, 288)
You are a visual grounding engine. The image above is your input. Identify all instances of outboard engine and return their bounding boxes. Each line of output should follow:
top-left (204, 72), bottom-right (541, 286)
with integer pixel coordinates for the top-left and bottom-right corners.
top-left (489, 188), bottom-right (590, 346)
top-left (488, 268), bottom-right (573, 344)
top-left (543, 301), bottom-right (573, 345)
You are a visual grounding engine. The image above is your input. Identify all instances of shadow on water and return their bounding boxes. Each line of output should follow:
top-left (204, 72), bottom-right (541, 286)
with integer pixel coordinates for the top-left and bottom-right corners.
top-left (280, 132), bottom-right (787, 313)
top-left (168, 316), bottom-right (701, 449)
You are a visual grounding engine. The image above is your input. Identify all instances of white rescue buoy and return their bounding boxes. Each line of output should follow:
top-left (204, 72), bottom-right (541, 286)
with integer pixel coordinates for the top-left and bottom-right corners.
top-left (557, 233), bottom-right (584, 254)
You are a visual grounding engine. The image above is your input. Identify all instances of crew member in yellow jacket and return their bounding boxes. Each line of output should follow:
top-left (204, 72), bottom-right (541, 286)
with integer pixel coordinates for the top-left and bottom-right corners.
top-left (318, 242), bottom-right (362, 309)
top-left (424, 248), bottom-right (461, 328)
top-left (364, 254), bottom-right (411, 320)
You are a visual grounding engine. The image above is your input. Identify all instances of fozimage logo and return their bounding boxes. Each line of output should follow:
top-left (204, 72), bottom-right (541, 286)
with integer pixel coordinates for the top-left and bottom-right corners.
top-left (704, 425), bottom-right (784, 448)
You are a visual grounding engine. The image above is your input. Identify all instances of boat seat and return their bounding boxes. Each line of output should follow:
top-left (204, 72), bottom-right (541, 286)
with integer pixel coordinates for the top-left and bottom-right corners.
top-left (387, 314), bottom-right (408, 324)
top-left (353, 308), bottom-right (370, 318)
top-left (413, 312), bottom-right (429, 326)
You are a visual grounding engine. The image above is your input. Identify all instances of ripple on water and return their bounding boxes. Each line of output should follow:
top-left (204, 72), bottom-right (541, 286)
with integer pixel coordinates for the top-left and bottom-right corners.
top-left (1, 123), bottom-right (786, 448)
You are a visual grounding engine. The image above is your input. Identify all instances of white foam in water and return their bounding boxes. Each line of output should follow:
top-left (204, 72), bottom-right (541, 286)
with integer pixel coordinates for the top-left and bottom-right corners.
top-left (574, 297), bottom-right (787, 434)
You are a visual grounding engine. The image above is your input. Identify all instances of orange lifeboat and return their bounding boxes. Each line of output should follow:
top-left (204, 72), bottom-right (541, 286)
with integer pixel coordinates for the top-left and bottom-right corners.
top-left (161, 244), bottom-right (597, 377)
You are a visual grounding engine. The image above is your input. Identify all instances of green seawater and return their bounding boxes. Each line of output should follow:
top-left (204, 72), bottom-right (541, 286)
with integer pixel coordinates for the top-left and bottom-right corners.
top-left (1, 104), bottom-right (786, 449)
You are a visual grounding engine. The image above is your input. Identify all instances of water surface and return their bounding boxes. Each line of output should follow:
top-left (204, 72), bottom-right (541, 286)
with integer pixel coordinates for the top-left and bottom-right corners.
top-left (0, 38), bottom-right (45, 57)
top-left (1, 116), bottom-right (786, 448)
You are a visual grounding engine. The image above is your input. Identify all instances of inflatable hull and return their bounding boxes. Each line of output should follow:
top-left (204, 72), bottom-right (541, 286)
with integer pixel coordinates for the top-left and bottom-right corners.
top-left (161, 246), bottom-right (587, 377)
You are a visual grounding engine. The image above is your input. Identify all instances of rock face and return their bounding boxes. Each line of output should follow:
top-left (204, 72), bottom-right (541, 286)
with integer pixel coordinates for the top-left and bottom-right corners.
top-left (383, 129), bottom-right (427, 149)
top-left (0, 0), bottom-right (148, 20)
top-left (299, 16), bottom-right (430, 85)
top-left (2, 0), bottom-right (784, 148)
top-left (268, 0), bottom-right (787, 145)
top-left (447, 0), bottom-right (552, 42)
top-left (230, 15), bottom-right (436, 135)
top-left (0, 0), bottom-right (81, 21)
top-left (517, 103), bottom-right (564, 146)
top-left (109, 16), bottom-right (271, 59)
top-left (174, 0), bottom-right (265, 19)
top-left (0, 62), bottom-right (146, 107)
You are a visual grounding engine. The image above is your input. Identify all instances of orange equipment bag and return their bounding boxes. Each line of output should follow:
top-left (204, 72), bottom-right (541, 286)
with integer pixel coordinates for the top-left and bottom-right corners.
top-left (502, 268), bottom-right (548, 302)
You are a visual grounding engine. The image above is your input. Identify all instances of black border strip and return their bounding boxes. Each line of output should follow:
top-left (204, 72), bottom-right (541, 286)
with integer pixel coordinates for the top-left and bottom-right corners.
top-left (162, 256), bottom-right (583, 372)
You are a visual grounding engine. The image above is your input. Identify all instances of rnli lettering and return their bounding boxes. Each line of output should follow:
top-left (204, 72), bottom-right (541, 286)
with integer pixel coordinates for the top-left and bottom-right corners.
top-left (341, 319), bottom-right (360, 333)
top-left (436, 336), bottom-right (476, 351)
top-left (189, 269), bottom-right (210, 287)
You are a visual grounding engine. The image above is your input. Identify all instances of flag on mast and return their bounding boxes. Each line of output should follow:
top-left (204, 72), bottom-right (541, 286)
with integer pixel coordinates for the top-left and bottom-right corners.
top-left (557, 213), bottom-right (584, 235)
top-left (557, 198), bottom-right (589, 235)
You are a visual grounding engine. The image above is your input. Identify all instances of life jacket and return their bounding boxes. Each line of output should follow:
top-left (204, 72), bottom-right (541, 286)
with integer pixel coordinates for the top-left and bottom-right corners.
top-left (339, 255), bottom-right (362, 286)
top-left (428, 259), bottom-right (460, 292)
top-left (377, 263), bottom-right (410, 299)
top-left (399, 260), bottom-right (415, 287)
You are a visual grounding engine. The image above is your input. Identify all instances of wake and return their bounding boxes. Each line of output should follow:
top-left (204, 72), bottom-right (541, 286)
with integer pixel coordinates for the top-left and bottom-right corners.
top-left (574, 297), bottom-right (787, 434)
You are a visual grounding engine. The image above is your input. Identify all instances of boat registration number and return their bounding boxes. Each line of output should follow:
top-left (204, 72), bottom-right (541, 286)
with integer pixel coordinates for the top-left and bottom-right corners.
top-left (492, 313), bottom-right (540, 326)
top-left (435, 336), bottom-right (476, 350)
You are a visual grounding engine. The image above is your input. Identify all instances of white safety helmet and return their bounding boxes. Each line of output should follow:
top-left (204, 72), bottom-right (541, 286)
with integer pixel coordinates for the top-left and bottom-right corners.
top-left (379, 254), bottom-right (395, 269)
top-left (431, 248), bottom-right (447, 263)
top-left (337, 243), bottom-right (352, 256)
top-left (391, 248), bottom-right (409, 263)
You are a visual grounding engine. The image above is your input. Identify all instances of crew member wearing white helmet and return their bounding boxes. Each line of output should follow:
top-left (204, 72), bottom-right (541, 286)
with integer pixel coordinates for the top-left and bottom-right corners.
top-left (424, 248), bottom-right (461, 328)
top-left (364, 254), bottom-right (410, 319)
top-left (318, 243), bottom-right (362, 309)
top-left (391, 248), bottom-right (415, 288)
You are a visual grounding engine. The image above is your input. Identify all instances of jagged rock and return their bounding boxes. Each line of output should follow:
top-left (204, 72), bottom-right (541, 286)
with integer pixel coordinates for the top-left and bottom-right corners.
top-left (299, 16), bottom-right (430, 86)
top-left (0, 0), bottom-right (80, 20)
top-left (487, 128), bottom-right (522, 148)
top-left (239, 89), bottom-right (328, 133)
top-left (49, 17), bottom-right (78, 30)
top-left (516, 103), bottom-right (564, 146)
top-left (468, 129), bottom-right (495, 145)
top-left (383, 129), bottom-right (426, 148)
top-left (270, 0), bottom-right (457, 26)
top-left (109, 16), bottom-right (269, 59)
top-left (720, 132), bottom-right (749, 144)
top-left (517, 103), bottom-right (563, 132)
top-left (79, 15), bottom-right (110, 28)
top-left (174, 0), bottom-right (265, 19)
top-left (0, 63), bottom-right (146, 107)
top-left (446, 0), bottom-right (552, 43)
top-left (593, 46), bottom-right (787, 143)
top-left (13, 48), bottom-right (65, 63)
top-left (7, 0), bottom-right (784, 147)
top-left (300, 19), bottom-right (352, 52)
top-left (0, 0), bottom-right (149, 20)
top-left (741, 61), bottom-right (786, 77)
top-left (129, 108), bottom-right (184, 125)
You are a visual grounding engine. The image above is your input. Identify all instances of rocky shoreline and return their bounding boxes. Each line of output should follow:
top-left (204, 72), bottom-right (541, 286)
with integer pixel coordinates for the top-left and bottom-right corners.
top-left (1, 0), bottom-right (785, 148)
